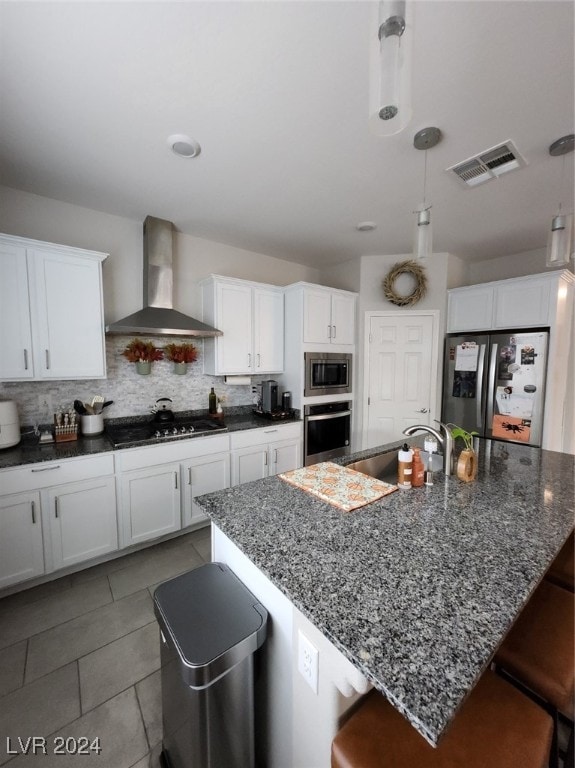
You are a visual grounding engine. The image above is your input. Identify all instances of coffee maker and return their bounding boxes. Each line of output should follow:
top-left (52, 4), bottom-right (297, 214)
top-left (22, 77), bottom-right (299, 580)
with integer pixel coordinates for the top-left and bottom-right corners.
top-left (260, 380), bottom-right (278, 414)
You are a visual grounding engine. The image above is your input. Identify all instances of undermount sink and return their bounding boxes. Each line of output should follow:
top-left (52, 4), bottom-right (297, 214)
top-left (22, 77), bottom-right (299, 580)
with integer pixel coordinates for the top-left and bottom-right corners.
top-left (346, 449), bottom-right (443, 484)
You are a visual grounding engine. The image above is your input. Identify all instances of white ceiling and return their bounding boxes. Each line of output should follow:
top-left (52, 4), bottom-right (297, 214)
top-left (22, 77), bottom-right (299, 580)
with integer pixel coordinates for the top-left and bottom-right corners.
top-left (1, 1), bottom-right (573, 269)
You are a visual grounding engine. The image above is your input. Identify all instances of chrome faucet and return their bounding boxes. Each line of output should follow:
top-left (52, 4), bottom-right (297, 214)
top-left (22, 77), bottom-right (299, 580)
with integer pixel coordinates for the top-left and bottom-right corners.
top-left (402, 422), bottom-right (453, 476)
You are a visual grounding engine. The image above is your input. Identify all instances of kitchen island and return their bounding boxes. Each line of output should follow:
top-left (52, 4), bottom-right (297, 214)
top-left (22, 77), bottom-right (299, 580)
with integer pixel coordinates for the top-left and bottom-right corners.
top-left (196, 438), bottom-right (574, 767)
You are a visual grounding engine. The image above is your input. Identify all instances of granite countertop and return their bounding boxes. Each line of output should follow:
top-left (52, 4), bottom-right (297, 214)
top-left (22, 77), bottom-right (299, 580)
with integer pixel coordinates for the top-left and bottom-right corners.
top-left (195, 439), bottom-right (575, 746)
top-left (0, 408), bottom-right (301, 470)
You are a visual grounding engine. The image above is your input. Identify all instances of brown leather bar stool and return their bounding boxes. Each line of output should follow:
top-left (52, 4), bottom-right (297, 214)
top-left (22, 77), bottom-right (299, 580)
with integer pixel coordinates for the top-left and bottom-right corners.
top-left (494, 579), bottom-right (575, 768)
top-left (545, 532), bottom-right (574, 592)
top-left (331, 670), bottom-right (553, 768)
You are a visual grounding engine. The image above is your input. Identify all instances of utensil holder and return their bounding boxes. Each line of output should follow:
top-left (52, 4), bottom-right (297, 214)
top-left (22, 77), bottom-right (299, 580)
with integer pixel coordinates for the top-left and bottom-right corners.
top-left (81, 414), bottom-right (104, 436)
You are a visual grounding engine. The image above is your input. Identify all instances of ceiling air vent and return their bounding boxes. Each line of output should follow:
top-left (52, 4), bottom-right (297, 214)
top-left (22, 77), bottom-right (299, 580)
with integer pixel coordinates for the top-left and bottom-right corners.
top-left (447, 140), bottom-right (526, 188)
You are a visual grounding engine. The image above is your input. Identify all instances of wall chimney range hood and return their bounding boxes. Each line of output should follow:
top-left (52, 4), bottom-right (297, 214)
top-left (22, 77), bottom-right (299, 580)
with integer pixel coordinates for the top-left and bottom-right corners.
top-left (106, 216), bottom-right (222, 337)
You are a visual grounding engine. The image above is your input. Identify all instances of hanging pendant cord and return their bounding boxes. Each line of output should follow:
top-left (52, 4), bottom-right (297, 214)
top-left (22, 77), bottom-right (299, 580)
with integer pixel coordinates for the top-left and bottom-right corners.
top-left (557, 153), bottom-right (566, 214)
top-left (422, 148), bottom-right (428, 209)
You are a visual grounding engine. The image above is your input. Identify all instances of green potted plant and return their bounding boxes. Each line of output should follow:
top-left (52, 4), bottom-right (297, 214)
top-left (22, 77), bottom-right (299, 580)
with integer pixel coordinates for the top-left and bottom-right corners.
top-left (164, 342), bottom-right (198, 374)
top-left (448, 423), bottom-right (479, 482)
top-left (122, 338), bottom-right (164, 375)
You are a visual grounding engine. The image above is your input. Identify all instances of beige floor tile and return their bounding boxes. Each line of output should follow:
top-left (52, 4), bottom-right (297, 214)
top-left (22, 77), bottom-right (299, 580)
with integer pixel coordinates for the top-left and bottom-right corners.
top-left (0, 663), bottom-right (80, 766)
top-left (5, 687), bottom-right (148, 768)
top-left (0, 640), bottom-right (27, 697)
top-left (135, 670), bottom-right (162, 752)
top-left (108, 545), bottom-right (203, 601)
top-left (79, 622), bottom-right (160, 713)
top-left (192, 535), bottom-right (211, 562)
top-left (0, 577), bottom-right (112, 650)
top-left (25, 590), bottom-right (155, 683)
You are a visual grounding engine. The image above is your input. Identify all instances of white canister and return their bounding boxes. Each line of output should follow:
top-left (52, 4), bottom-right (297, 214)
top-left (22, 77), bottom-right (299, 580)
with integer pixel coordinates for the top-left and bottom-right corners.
top-left (81, 414), bottom-right (104, 436)
top-left (0, 400), bottom-right (21, 449)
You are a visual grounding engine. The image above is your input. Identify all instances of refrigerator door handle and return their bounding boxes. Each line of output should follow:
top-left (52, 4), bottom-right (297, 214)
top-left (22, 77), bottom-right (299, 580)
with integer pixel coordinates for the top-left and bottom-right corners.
top-left (485, 343), bottom-right (498, 432)
top-left (476, 344), bottom-right (486, 429)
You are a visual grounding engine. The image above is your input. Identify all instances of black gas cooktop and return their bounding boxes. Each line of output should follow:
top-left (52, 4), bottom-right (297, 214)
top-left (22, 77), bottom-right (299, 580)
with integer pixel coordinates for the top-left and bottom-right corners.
top-left (105, 418), bottom-right (227, 448)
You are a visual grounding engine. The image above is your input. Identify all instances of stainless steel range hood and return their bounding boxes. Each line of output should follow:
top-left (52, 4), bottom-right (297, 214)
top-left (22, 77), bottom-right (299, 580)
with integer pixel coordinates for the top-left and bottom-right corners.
top-left (106, 216), bottom-right (222, 337)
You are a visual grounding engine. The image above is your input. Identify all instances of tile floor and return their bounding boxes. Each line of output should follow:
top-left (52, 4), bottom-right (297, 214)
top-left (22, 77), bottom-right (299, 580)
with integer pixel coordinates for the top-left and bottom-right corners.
top-left (0, 527), bottom-right (211, 767)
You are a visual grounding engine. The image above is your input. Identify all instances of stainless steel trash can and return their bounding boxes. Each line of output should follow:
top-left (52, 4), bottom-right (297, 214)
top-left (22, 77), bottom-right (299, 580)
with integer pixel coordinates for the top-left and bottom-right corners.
top-left (153, 562), bottom-right (268, 768)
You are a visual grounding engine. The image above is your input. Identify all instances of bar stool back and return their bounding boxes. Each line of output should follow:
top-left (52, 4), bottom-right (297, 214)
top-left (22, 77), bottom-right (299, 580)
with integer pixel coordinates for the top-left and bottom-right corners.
top-left (494, 579), bottom-right (574, 768)
top-left (545, 532), bottom-right (574, 593)
top-left (331, 670), bottom-right (553, 768)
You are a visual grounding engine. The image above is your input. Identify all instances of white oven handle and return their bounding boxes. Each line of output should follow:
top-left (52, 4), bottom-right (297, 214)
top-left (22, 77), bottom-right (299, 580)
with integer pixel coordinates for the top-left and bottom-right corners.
top-left (306, 411), bottom-right (352, 422)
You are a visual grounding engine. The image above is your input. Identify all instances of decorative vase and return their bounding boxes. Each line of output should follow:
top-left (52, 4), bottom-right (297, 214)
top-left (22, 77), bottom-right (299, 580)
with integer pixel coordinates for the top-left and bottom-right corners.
top-left (136, 361), bottom-right (151, 375)
top-left (457, 449), bottom-right (478, 482)
top-left (173, 362), bottom-right (187, 375)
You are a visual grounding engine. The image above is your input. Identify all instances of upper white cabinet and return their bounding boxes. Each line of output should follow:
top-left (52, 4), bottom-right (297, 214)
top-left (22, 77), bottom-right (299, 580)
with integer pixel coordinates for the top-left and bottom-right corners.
top-left (201, 275), bottom-right (284, 375)
top-left (447, 271), bottom-right (570, 332)
top-left (302, 285), bottom-right (356, 345)
top-left (0, 233), bottom-right (107, 381)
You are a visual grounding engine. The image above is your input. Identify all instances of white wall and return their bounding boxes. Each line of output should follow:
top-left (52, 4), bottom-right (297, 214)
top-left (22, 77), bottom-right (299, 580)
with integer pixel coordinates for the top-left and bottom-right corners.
top-left (462, 247), bottom-right (574, 285)
top-left (0, 185), bottom-right (320, 325)
top-left (0, 185), bottom-right (321, 423)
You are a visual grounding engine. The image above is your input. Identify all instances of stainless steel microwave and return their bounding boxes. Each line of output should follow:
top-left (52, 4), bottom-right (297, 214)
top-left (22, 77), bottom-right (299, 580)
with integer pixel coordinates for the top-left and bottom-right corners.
top-left (304, 352), bottom-right (352, 397)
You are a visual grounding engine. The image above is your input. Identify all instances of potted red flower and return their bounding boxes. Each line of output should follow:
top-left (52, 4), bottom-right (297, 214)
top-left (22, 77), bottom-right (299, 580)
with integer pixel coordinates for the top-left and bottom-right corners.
top-left (122, 339), bottom-right (164, 375)
top-left (164, 342), bottom-right (198, 374)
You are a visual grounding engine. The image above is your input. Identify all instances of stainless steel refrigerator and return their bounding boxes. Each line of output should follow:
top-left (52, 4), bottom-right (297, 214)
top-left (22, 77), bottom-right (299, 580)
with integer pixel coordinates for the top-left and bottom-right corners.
top-left (442, 330), bottom-right (549, 447)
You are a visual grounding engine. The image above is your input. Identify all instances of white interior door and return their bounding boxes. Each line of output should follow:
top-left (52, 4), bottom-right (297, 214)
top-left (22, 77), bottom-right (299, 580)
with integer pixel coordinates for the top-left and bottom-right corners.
top-left (365, 313), bottom-right (439, 449)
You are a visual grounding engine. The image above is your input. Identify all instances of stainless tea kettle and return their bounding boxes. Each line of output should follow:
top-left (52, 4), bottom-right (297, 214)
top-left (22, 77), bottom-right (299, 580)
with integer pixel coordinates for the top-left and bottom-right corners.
top-left (153, 397), bottom-right (175, 423)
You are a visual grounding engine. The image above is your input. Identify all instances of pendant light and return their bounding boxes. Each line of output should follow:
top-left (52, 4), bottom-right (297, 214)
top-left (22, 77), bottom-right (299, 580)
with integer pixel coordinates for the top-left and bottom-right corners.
top-left (546, 134), bottom-right (574, 268)
top-left (413, 127), bottom-right (441, 260)
top-left (369, 1), bottom-right (413, 137)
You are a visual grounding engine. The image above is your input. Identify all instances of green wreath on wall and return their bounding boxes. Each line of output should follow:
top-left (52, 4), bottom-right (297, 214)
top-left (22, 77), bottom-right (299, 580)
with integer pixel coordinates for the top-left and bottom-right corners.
top-left (382, 260), bottom-right (428, 307)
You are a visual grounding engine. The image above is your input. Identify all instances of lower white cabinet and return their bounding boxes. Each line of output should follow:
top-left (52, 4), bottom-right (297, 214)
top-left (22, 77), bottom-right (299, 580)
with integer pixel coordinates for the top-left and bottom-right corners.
top-left (182, 452), bottom-right (231, 527)
top-left (0, 454), bottom-right (117, 589)
top-left (120, 463), bottom-right (181, 546)
top-left (116, 434), bottom-right (231, 547)
top-left (0, 491), bottom-right (44, 588)
top-left (48, 477), bottom-right (117, 570)
top-left (230, 423), bottom-right (302, 485)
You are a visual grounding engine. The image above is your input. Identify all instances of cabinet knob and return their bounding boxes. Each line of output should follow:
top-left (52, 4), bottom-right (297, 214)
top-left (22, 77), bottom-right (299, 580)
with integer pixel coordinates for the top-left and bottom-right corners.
top-left (31, 500), bottom-right (36, 524)
top-left (332, 325), bottom-right (336, 339)
top-left (45, 349), bottom-right (50, 369)
top-left (23, 349), bottom-right (29, 370)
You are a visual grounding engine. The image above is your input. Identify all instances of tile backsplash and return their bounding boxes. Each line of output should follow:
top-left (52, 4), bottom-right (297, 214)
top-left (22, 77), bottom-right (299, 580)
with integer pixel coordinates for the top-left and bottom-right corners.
top-left (0, 336), bottom-right (267, 425)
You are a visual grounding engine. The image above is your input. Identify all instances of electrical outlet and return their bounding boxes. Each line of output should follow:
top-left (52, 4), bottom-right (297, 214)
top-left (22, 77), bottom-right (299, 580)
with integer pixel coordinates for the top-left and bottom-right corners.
top-left (297, 630), bottom-right (319, 693)
top-left (38, 394), bottom-right (53, 414)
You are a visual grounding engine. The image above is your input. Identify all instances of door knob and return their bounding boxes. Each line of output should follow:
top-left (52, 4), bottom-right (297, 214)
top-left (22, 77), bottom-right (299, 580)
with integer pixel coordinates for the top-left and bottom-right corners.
top-left (416, 408), bottom-right (429, 413)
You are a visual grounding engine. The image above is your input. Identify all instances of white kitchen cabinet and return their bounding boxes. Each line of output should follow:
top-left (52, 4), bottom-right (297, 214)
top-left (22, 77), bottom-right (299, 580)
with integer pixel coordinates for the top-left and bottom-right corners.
top-left (201, 275), bottom-right (284, 375)
top-left (0, 454), bottom-right (117, 587)
top-left (230, 423), bottom-right (302, 485)
top-left (447, 271), bottom-right (569, 332)
top-left (116, 434), bottom-right (231, 546)
top-left (0, 233), bottom-right (107, 381)
top-left (302, 285), bottom-right (356, 345)
top-left (446, 284), bottom-right (495, 332)
top-left (0, 491), bottom-right (44, 588)
top-left (120, 462), bottom-right (181, 546)
top-left (47, 477), bottom-right (117, 570)
top-left (182, 451), bottom-right (231, 527)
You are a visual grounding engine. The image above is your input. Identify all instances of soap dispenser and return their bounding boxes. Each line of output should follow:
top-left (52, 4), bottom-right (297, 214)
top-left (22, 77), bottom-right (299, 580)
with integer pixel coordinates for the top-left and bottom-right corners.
top-left (397, 444), bottom-right (413, 489)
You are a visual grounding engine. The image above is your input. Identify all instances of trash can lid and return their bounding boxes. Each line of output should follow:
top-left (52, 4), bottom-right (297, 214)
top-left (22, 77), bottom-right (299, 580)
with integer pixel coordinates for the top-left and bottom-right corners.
top-left (153, 563), bottom-right (267, 688)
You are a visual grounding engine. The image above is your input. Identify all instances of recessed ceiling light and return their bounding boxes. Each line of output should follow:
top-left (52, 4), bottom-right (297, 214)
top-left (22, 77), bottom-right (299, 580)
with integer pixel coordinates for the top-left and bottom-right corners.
top-left (167, 134), bottom-right (201, 158)
top-left (356, 221), bottom-right (377, 232)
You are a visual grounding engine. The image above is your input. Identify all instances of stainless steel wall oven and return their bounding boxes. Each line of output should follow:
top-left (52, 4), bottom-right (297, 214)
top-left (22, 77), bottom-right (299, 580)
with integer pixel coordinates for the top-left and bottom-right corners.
top-left (304, 352), bottom-right (352, 398)
top-left (304, 401), bottom-right (352, 466)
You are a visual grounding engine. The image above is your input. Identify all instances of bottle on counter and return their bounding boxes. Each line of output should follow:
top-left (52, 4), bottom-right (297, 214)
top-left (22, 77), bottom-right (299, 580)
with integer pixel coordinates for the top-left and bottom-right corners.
top-left (424, 452), bottom-right (434, 486)
top-left (397, 444), bottom-right (413, 489)
top-left (412, 448), bottom-right (425, 487)
top-left (208, 387), bottom-right (217, 414)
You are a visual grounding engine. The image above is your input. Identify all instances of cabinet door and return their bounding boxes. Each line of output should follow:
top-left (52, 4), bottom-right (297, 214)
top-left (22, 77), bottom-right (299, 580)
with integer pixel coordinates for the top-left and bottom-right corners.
top-left (0, 492), bottom-right (44, 588)
top-left (270, 438), bottom-right (301, 476)
top-left (231, 446), bottom-right (269, 486)
top-left (48, 477), bottom-right (117, 570)
top-left (254, 288), bottom-right (284, 372)
top-left (447, 286), bottom-right (494, 332)
top-left (183, 452), bottom-right (230, 527)
top-left (121, 463), bottom-right (181, 545)
top-left (494, 278), bottom-right (551, 328)
top-left (303, 288), bottom-right (332, 344)
top-left (0, 242), bottom-right (34, 379)
top-left (215, 281), bottom-right (253, 373)
top-left (330, 293), bottom-right (355, 345)
top-left (29, 249), bottom-right (106, 379)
